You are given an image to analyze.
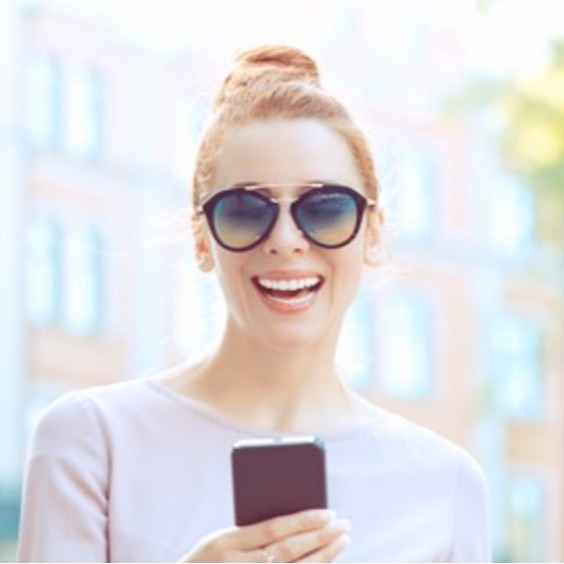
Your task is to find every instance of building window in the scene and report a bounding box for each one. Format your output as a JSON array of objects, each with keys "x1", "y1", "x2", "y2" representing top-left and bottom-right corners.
[
  {"x1": 62, "y1": 226, "x2": 104, "y2": 335},
  {"x1": 488, "y1": 174, "x2": 536, "y2": 255},
  {"x1": 337, "y1": 287, "x2": 375, "y2": 389},
  {"x1": 26, "y1": 217, "x2": 62, "y2": 325},
  {"x1": 504, "y1": 473, "x2": 545, "y2": 562},
  {"x1": 63, "y1": 67, "x2": 104, "y2": 159},
  {"x1": 491, "y1": 313, "x2": 543, "y2": 419},
  {"x1": 376, "y1": 290, "x2": 434, "y2": 398},
  {"x1": 26, "y1": 54, "x2": 61, "y2": 149},
  {"x1": 393, "y1": 146, "x2": 438, "y2": 240}
]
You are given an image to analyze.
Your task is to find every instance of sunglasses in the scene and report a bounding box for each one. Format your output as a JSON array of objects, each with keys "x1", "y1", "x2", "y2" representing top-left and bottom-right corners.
[{"x1": 196, "y1": 183, "x2": 376, "y2": 252}]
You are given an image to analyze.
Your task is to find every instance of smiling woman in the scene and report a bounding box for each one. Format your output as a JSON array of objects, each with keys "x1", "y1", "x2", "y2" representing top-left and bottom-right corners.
[{"x1": 18, "y1": 45, "x2": 491, "y2": 563}]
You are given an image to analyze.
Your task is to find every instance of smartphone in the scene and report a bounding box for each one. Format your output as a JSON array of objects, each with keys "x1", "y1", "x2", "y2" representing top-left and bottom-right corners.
[{"x1": 231, "y1": 436, "x2": 327, "y2": 526}]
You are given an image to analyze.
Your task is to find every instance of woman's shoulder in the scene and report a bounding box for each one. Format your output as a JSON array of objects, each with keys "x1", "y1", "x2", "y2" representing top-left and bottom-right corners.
[
  {"x1": 351, "y1": 396, "x2": 484, "y2": 477},
  {"x1": 30, "y1": 371, "x2": 185, "y2": 453},
  {"x1": 38, "y1": 375, "x2": 154, "y2": 418},
  {"x1": 28, "y1": 378, "x2": 140, "y2": 452},
  {"x1": 39, "y1": 361, "x2": 194, "y2": 416}
]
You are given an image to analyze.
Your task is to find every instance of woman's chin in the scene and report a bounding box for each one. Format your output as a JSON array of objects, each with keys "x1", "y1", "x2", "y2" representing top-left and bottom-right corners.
[{"x1": 253, "y1": 325, "x2": 332, "y2": 354}]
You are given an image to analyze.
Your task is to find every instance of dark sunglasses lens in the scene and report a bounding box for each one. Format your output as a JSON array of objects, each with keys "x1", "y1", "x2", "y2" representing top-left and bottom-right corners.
[
  {"x1": 295, "y1": 189, "x2": 360, "y2": 247},
  {"x1": 211, "y1": 192, "x2": 275, "y2": 249}
]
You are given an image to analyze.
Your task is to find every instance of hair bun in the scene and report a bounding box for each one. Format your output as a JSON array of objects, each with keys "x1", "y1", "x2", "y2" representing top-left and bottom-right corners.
[
  {"x1": 234, "y1": 45, "x2": 320, "y2": 83},
  {"x1": 214, "y1": 45, "x2": 321, "y2": 108}
]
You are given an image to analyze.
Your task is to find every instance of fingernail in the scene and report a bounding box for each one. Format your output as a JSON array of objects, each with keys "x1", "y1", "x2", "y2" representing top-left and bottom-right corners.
[
  {"x1": 330, "y1": 519, "x2": 352, "y2": 532},
  {"x1": 317, "y1": 509, "x2": 337, "y2": 522}
]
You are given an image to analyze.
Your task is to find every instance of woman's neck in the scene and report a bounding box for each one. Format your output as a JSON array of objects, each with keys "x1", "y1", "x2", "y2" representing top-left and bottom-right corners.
[{"x1": 170, "y1": 325, "x2": 360, "y2": 434}]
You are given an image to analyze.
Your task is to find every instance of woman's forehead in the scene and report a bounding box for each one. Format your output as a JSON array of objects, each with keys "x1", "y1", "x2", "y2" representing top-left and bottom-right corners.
[{"x1": 211, "y1": 119, "x2": 362, "y2": 191}]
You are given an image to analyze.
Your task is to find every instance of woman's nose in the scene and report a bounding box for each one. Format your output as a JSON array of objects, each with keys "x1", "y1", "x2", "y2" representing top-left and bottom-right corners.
[{"x1": 262, "y1": 205, "x2": 310, "y2": 256}]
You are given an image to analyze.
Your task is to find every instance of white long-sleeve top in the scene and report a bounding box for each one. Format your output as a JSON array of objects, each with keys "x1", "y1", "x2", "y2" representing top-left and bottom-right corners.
[{"x1": 18, "y1": 376, "x2": 491, "y2": 562}]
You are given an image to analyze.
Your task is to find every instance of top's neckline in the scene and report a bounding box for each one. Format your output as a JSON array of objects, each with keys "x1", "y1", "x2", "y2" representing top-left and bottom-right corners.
[{"x1": 146, "y1": 376, "x2": 383, "y2": 443}]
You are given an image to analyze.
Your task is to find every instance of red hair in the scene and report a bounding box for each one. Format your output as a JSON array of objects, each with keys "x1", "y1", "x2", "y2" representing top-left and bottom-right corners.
[{"x1": 192, "y1": 45, "x2": 379, "y2": 207}]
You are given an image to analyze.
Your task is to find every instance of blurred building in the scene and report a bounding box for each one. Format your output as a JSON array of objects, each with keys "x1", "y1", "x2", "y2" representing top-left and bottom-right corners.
[{"x1": 0, "y1": 1, "x2": 562, "y2": 562}]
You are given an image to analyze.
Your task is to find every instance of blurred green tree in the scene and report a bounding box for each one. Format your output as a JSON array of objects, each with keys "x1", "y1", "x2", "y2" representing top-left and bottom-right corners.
[
  {"x1": 500, "y1": 40, "x2": 564, "y2": 245},
  {"x1": 501, "y1": 41, "x2": 564, "y2": 189},
  {"x1": 449, "y1": 39, "x2": 564, "y2": 246}
]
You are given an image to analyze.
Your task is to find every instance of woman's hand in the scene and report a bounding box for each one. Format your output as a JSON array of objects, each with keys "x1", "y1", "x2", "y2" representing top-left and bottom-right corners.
[{"x1": 180, "y1": 509, "x2": 351, "y2": 563}]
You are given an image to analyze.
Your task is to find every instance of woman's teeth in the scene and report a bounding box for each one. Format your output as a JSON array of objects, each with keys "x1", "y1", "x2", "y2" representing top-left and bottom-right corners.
[
  {"x1": 254, "y1": 276, "x2": 323, "y2": 308},
  {"x1": 256, "y1": 277, "x2": 321, "y2": 292}
]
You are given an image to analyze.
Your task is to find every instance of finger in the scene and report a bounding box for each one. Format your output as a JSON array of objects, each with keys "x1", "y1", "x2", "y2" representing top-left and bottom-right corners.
[
  {"x1": 268, "y1": 519, "x2": 351, "y2": 563},
  {"x1": 237, "y1": 509, "x2": 336, "y2": 549},
  {"x1": 297, "y1": 533, "x2": 350, "y2": 563}
]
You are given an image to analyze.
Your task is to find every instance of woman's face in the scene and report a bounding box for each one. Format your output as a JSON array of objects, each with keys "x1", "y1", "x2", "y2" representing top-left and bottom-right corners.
[{"x1": 195, "y1": 119, "x2": 379, "y2": 352}]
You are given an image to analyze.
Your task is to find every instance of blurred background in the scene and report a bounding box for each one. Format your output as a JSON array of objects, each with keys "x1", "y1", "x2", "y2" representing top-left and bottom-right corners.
[{"x1": 1, "y1": 0, "x2": 563, "y2": 561}]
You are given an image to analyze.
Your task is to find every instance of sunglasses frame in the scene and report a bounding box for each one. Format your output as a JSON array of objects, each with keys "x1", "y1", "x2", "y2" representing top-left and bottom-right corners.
[{"x1": 196, "y1": 182, "x2": 377, "y2": 252}]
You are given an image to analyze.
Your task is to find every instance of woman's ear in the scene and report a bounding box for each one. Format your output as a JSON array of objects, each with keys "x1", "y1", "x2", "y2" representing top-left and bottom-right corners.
[
  {"x1": 364, "y1": 208, "x2": 385, "y2": 267},
  {"x1": 191, "y1": 214, "x2": 215, "y2": 272}
]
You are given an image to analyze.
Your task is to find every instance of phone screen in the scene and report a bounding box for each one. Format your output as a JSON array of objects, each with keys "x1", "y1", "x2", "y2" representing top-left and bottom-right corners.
[{"x1": 231, "y1": 436, "x2": 327, "y2": 526}]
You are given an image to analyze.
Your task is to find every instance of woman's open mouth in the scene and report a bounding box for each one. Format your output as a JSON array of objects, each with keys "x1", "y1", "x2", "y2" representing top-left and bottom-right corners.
[{"x1": 252, "y1": 275, "x2": 324, "y2": 311}]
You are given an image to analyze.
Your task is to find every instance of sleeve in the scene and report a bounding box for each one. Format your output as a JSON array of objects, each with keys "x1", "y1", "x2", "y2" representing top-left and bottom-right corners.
[
  {"x1": 447, "y1": 451, "x2": 492, "y2": 563},
  {"x1": 18, "y1": 393, "x2": 110, "y2": 563}
]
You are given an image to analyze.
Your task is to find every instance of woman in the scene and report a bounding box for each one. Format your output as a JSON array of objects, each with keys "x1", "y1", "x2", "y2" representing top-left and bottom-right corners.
[{"x1": 19, "y1": 45, "x2": 490, "y2": 563}]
